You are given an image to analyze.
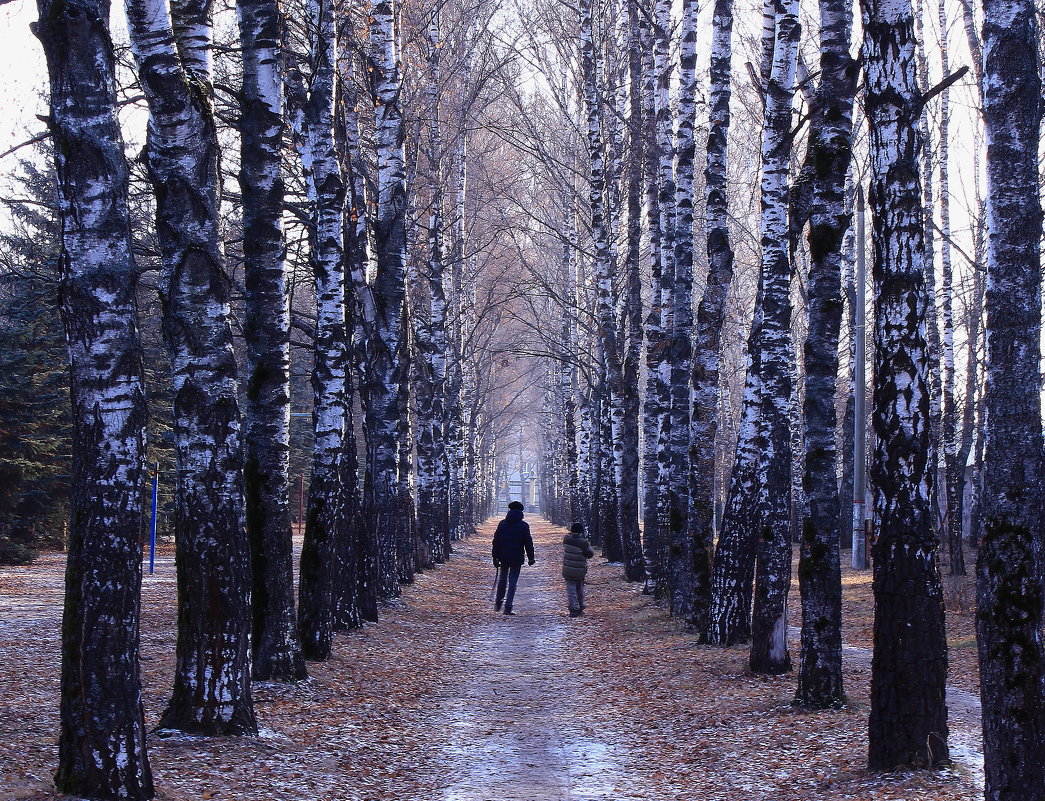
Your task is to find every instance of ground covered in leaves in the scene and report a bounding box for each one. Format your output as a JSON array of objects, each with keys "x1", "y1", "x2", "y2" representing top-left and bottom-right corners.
[{"x1": 1, "y1": 518, "x2": 981, "y2": 800}]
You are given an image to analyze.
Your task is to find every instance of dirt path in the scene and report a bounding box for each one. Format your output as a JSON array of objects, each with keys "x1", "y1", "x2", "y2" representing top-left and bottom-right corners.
[
  {"x1": 0, "y1": 516, "x2": 982, "y2": 801},
  {"x1": 427, "y1": 525, "x2": 624, "y2": 801}
]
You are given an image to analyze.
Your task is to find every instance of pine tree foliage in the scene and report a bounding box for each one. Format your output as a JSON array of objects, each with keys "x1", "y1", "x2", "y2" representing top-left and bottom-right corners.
[{"x1": 0, "y1": 168, "x2": 71, "y2": 565}]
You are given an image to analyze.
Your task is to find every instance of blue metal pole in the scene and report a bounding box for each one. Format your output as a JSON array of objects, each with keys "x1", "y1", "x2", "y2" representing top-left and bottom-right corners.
[{"x1": 149, "y1": 463, "x2": 158, "y2": 574}]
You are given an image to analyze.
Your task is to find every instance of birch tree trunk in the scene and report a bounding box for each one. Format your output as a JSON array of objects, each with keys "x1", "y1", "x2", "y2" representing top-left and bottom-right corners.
[
  {"x1": 642, "y1": 0, "x2": 674, "y2": 590},
  {"x1": 935, "y1": 4, "x2": 964, "y2": 576},
  {"x1": 913, "y1": 0, "x2": 943, "y2": 530},
  {"x1": 619, "y1": 0, "x2": 645, "y2": 582},
  {"x1": 125, "y1": 0, "x2": 257, "y2": 735},
  {"x1": 415, "y1": 9, "x2": 451, "y2": 565},
  {"x1": 861, "y1": 0, "x2": 948, "y2": 766},
  {"x1": 837, "y1": 178, "x2": 857, "y2": 558},
  {"x1": 665, "y1": 0, "x2": 696, "y2": 616},
  {"x1": 286, "y1": 0, "x2": 349, "y2": 662},
  {"x1": 956, "y1": 252, "x2": 983, "y2": 547},
  {"x1": 580, "y1": 0, "x2": 625, "y2": 576},
  {"x1": 340, "y1": 52, "x2": 378, "y2": 624},
  {"x1": 976, "y1": 0, "x2": 1045, "y2": 791},
  {"x1": 36, "y1": 1, "x2": 155, "y2": 794},
  {"x1": 749, "y1": 0, "x2": 800, "y2": 676},
  {"x1": 702, "y1": 0, "x2": 778, "y2": 646},
  {"x1": 364, "y1": 0, "x2": 410, "y2": 599},
  {"x1": 396, "y1": 290, "x2": 417, "y2": 581},
  {"x1": 794, "y1": 0, "x2": 857, "y2": 708},
  {"x1": 688, "y1": 0, "x2": 736, "y2": 632},
  {"x1": 704, "y1": 308, "x2": 762, "y2": 645},
  {"x1": 640, "y1": 93, "x2": 666, "y2": 585},
  {"x1": 446, "y1": 20, "x2": 477, "y2": 540},
  {"x1": 237, "y1": 0, "x2": 306, "y2": 682}
]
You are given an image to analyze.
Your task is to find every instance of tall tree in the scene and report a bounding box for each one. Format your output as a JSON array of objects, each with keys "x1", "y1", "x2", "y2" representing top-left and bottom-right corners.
[
  {"x1": 579, "y1": 0, "x2": 625, "y2": 582},
  {"x1": 749, "y1": 0, "x2": 800, "y2": 676},
  {"x1": 415, "y1": 7, "x2": 452, "y2": 566},
  {"x1": 364, "y1": 0, "x2": 410, "y2": 600},
  {"x1": 976, "y1": 0, "x2": 1045, "y2": 790},
  {"x1": 238, "y1": 0, "x2": 307, "y2": 682},
  {"x1": 794, "y1": 0, "x2": 858, "y2": 707},
  {"x1": 641, "y1": 0, "x2": 673, "y2": 590},
  {"x1": 286, "y1": 0, "x2": 350, "y2": 662},
  {"x1": 340, "y1": 44, "x2": 379, "y2": 624},
  {"x1": 688, "y1": 0, "x2": 736, "y2": 632},
  {"x1": 704, "y1": 0, "x2": 778, "y2": 648},
  {"x1": 125, "y1": 0, "x2": 257, "y2": 734},
  {"x1": 618, "y1": 0, "x2": 645, "y2": 582},
  {"x1": 665, "y1": 0, "x2": 696, "y2": 616},
  {"x1": 935, "y1": 0, "x2": 964, "y2": 576},
  {"x1": 35, "y1": 0, "x2": 155, "y2": 794},
  {"x1": 861, "y1": 0, "x2": 948, "y2": 767}
]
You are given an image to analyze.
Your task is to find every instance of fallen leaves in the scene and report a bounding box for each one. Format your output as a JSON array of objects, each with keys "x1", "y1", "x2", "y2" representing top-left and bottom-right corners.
[{"x1": 0, "y1": 525, "x2": 981, "y2": 801}]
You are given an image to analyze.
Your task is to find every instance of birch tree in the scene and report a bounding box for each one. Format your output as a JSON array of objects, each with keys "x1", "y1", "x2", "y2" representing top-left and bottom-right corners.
[
  {"x1": 861, "y1": 0, "x2": 948, "y2": 766},
  {"x1": 976, "y1": 0, "x2": 1045, "y2": 790},
  {"x1": 935, "y1": 0, "x2": 964, "y2": 576},
  {"x1": 642, "y1": 0, "x2": 673, "y2": 589},
  {"x1": 124, "y1": 0, "x2": 257, "y2": 734},
  {"x1": 286, "y1": 0, "x2": 350, "y2": 661},
  {"x1": 35, "y1": 0, "x2": 155, "y2": 793},
  {"x1": 619, "y1": 0, "x2": 645, "y2": 582},
  {"x1": 579, "y1": 0, "x2": 626, "y2": 578},
  {"x1": 364, "y1": 0, "x2": 411, "y2": 599},
  {"x1": 238, "y1": 0, "x2": 307, "y2": 682},
  {"x1": 794, "y1": 0, "x2": 858, "y2": 707},
  {"x1": 749, "y1": 0, "x2": 800, "y2": 676},
  {"x1": 688, "y1": 0, "x2": 736, "y2": 632},
  {"x1": 414, "y1": 7, "x2": 452, "y2": 565},
  {"x1": 665, "y1": 0, "x2": 696, "y2": 617},
  {"x1": 340, "y1": 42, "x2": 378, "y2": 624},
  {"x1": 704, "y1": 0, "x2": 776, "y2": 648}
]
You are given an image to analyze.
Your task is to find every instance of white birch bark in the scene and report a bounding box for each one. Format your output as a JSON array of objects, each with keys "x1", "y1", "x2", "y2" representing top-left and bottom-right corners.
[
  {"x1": 124, "y1": 0, "x2": 256, "y2": 735},
  {"x1": 237, "y1": 0, "x2": 305, "y2": 682},
  {"x1": 364, "y1": 0, "x2": 410, "y2": 599},
  {"x1": 664, "y1": 0, "x2": 697, "y2": 616},
  {"x1": 285, "y1": 0, "x2": 349, "y2": 661},
  {"x1": 37, "y1": 0, "x2": 155, "y2": 792},
  {"x1": 862, "y1": 0, "x2": 949, "y2": 767},
  {"x1": 691, "y1": 0, "x2": 737, "y2": 633},
  {"x1": 579, "y1": 0, "x2": 625, "y2": 567},
  {"x1": 794, "y1": 0, "x2": 858, "y2": 708},
  {"x1": 415, "y1": 8, "x2": 451, "y2": 565},
  {"x1": 976, "y1": 0, "x2": 1045, "y2": 790},
  {"x1": 749, "y1": 0, "x2": 800, "y2": 676}
]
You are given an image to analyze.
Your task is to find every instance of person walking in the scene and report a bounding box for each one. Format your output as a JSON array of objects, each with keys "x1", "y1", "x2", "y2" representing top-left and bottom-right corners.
[
  {"x1": 492, "y1": 500, "x2": 535, "y2": 615},
  {"x1": 562, "y1": 522, "x2": 594, "y2": 617}
]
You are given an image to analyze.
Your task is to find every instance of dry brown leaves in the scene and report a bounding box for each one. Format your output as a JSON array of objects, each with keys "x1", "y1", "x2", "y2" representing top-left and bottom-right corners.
[{"x1": 0, "y1": 523, "x2": 981, "y2": 801}]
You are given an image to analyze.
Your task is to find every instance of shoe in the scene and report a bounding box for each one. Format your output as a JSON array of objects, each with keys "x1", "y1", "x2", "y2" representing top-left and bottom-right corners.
[
  {"x1": 503, "y1": 609, "x2": 515, "y2": 616},
  {"x1": 495, "y1": 600, "x2": 503, "y2": 612},
  {"x1": 569, "y1": 609, "x2": 581, "y2": 617}
]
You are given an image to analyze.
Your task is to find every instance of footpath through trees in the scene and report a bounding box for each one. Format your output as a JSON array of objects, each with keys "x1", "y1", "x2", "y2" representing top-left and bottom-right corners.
[{"x1": 2, "y1": 519, "x2": 982, "y2": 800}]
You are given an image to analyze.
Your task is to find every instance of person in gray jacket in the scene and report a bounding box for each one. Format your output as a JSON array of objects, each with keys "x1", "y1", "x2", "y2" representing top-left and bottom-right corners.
[{"x1": 562, "y1": 522, "x2": 595, "y2": 617}]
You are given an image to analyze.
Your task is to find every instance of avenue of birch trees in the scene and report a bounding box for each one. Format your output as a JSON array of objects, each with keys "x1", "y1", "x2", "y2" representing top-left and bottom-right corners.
[{"x1": 20, "y1": 0, "x2": 1045, "y2": 791}]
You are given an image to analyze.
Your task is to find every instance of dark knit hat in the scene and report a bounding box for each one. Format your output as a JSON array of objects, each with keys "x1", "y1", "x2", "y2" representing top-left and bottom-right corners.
[
  {"x1": 570, "y1": 522, "x2": 585, "y2": 534},
  {"x1": 508, "y1": 500, "x2": 524, "y2": 511}
]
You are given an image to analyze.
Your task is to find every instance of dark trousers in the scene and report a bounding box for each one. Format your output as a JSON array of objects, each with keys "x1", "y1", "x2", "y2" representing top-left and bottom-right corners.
[{"x1": 496, "y1": 563, "x2": 522, "y2": 611}]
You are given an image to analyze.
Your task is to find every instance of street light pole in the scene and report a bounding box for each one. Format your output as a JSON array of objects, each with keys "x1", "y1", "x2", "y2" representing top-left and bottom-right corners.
[{"x1": 852, "y1": 186, "x2": 869, "y2": 570}]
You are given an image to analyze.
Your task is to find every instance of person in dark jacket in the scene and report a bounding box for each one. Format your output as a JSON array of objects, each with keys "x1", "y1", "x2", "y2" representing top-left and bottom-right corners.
[
  {"x1": 562, "y1": 522, "x2": 594, "y2": 617},
  {"x1": 492, "y1": 500, "x2": 535, "y2": 615}
]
